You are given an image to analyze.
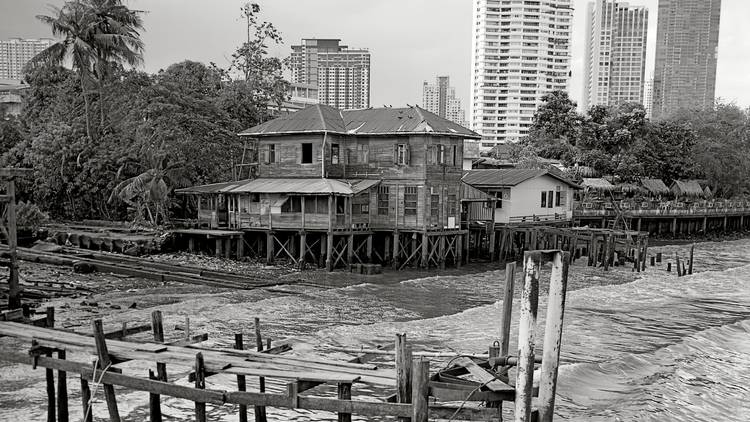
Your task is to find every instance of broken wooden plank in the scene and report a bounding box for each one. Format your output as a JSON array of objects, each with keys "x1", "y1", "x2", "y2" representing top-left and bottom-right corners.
[{"x1": 451, "y1": 357, "x2": 514, "y2": 393}]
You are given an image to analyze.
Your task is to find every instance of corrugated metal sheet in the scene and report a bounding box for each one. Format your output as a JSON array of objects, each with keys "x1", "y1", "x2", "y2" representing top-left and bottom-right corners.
[
  {"x1": 460, "y1": 182, "x2": 494, "y2": 201},
  {"x1": 581, "y1": 178, "x2": 615, "y2": 191},
  {"x1": 350, "y1": 179, "x2": 381, "y2": 194},
  {"x1": 463, "y1": 169, "x2": 579, "y2": 189},
  {"x1": 641, "y1": 178, "x2": 670, "y2": 195},
  {"x1": 239, "y1": 104, "x2": 480, "y2": 138},
  {"x1": 174, "y1": 179, "x2": 250, "y2": 195},
  {"x1": 177, "y1": 178, "x2": 381, "y2": 196}
]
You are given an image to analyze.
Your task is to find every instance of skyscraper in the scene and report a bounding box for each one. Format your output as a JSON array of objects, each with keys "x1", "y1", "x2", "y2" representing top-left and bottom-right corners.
[
  {"x1": 582, "y1": 0, "x2": 648, "y2": 111},
  {"x1": 422, "y1": 76, "x2": 467, "y2": 127},
  {"x1": 290, "y1": 39, "x2": 370, "y2": 110},
  {"x1": 0, "y1": 38, "x2": 54, "y2": 80},
  {"x1": 652, "y1": 0, "x2": 721, "y2": 118},
  {"x1": 470, "y1": 0, "x2": 573, "y2": 148}
]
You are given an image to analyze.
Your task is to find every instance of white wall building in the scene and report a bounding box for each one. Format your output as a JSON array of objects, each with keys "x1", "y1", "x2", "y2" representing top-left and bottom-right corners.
[
  {"x1": 290, "y1": 38, "x2": 370, "y2": 110},
  {"x1": 582, "y1": 0, "x2": 648, "y2": 111},
  {"x1": 0, "y1": 38, "x2": 53, "y2": 80},
  {"x1": 422, "y1": 76, "x2": 468, "y2": 127},
  {"x1": 470, "y1": 0, "x2": 573, "y2": 149}
]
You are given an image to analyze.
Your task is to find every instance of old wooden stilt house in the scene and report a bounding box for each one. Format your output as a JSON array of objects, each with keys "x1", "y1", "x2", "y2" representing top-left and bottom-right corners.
[{"x1": 176, "y1": 104, "x2": 481, "y2": 270}]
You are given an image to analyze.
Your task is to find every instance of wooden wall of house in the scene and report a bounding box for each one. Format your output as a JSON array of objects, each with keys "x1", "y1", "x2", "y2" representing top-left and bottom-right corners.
[{"x1": 257, "y1": 134, "x2": 325, "y2": 178}]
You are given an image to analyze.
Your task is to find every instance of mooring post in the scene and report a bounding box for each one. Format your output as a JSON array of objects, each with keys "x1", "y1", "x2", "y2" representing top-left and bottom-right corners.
[
  {"x1": 688, "y1": 244, "x2": 695, "y2": 275},
  {"x1": 676, "y1": 253, "x2": 682, "y2": 277},
  {"x1": 254, "y1": 317, "x2": 267, "y2": 422},
  {"x1": 515, "y1": 252, "x2": 540, "y2": 422},
  {"x1": 194, "y1": 352, "x2": 206, "y2": 422},
  {"x1": 46, "y1": 349, "x2": 56, "y2": 422},
  {"x1": 395, "y1": 333, "x2": 412, "y2": 422},
  {"x1": 57, "y1": 349, "x2": 68, "y2": 422},
  {"x1": 234, "y1": 333, "x2": 248, "y2": 422},
  {"x1": 80, "y1": 376, "x2": 92, "y2": 422},
  {"x1": 499, "y1": 262, "x2": 516, "y2": 356},
  {"x1": 538, "y1": 251, "x2": 570, "y2": 422},
  {"x1": 6, "y1": 175, "x2": 21, "y2": 309},
  {"x1": 92, "y1": 319, "x2": 121, "y2": 422},
  {"x1": 148, "y1": 370, "x2": 160, "y2": 421},
  {"x1": 337, "y1": 382, "x2": 352, "y2": 422},
  {"x1": 411, "y1": 358, "x2": 429, "y2": 422},
  {"x1": 150, "y1": 310, "x2": 166, "y2": 422}
]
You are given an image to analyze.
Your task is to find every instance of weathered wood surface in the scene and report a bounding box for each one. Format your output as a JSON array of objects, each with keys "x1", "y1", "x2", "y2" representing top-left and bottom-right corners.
[{"x1": 451, "y1": 357, "x2": 514, "y2": 393}]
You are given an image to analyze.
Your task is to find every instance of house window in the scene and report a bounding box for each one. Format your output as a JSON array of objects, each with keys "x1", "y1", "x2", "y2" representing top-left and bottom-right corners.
[
  {"x1": 354, "y1": 203, "x2": 369, "y2": 214},
  {"x1": 331, "y1": 144, "x2": 340, "y2": 165},
  {"x1": 263, "y1": 144, "x2": 276, "y2": 164},
  {"x1": 448, "y1": 194, "x2": 457, "y2": 216},
  {"x1": 336, "y1": 196, "x2": 345, "y2": 214},
  {"x1": 555, "y1": 186, "x2": 561, "y2": 206},
  {"x1": 281, "y1": 196, "x2": 302, "y2": 213},
  {"x1": 437, "y1": 145, "x2": 446, "y2": 164},
  {"x1": 404, "y1": 186, "x2": 418, "y2": 216},
  {"x1": 378, "y1": 186, "x2": 390, "y2": 215},
  {"x1": 559, "y1": 189, "x2": 567, "y2": 206},
  {"x1": 541, "y1": 191, "x2": 547, "y2": 207},
  {"x1": 548, "y1": 190, "x2": 554, "y2": 208},
  {"x1": 301, "y1": 143, "x2": 313, "y2": 164},
  {"x1": 250, "y1": 193, "x2": 260, "y2": 202},
  {"x1": 495, "y1": 191, "x2": 503, "y2": 208},
  {"x1": 452, "y1": 145, "x2": 458, "y2": 166},
  {"x1": 431, "y1": 194, "x2": 440, "y2": 219},
  {"x1": 395, "y1": 144, "x2": 409, "y2": 165}
]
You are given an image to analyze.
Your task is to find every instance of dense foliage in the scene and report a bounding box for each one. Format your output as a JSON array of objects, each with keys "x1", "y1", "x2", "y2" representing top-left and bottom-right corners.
[
  {"x1": 520, "y1": 91, "x2": 750, "y2": 197},
  {"x1": 0, "y1": 1, "x2": 288, "y2": 223}
]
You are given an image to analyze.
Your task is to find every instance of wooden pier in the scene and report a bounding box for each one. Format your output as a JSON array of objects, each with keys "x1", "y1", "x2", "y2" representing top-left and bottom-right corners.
[{"x1": 0, "y1": 249, "x2": 573, "y2": 421}]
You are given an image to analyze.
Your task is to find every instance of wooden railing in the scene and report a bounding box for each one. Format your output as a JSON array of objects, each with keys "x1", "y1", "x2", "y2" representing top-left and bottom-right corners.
[
  {"x1": 508, "y1": 213, "x2": 569, "y2": 224},
  {"x1": 575, "y1": 200, "x2": 750, "y2": 217}
]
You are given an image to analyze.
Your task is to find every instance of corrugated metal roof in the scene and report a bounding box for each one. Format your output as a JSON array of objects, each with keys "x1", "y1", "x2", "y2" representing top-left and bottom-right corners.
[
  {"x1": 239, "y1": 104, "x2": 481, "y2": 138},
  {"x1": 177, "y1": 178, "x2": 381, "y2": 196},
  {"x1": 460, "y1": 182, "x2": 494, "y2": 201},
  {"x1": 641, "y1": 178, "x2": 670, "y2": 195},
  {"x1": 462, "y1": 169, "x2": 580, "y2": 189},
  {"x1": 581, "y1": 178, "x2": 615, "y2": 191},
  {"x1": 671, "y1": 180, "x2": 704, "y2": 196}
]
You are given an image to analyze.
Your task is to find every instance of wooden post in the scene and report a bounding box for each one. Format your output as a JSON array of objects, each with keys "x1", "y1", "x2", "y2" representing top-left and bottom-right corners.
[
  {"x1": 603, "y1": 234, "x2": 610, "y2": 271},
  {"x1": 538, "y1": 252, "x2": 569, "y2": 422},
  {"x1": 6, "y1": 177, "x2": 21, "y2": 309},
  {"x1": 80, "y1": 376, "x2": 92, "y2": 422},
  {"x1": 421, "y1": 233, "x2": 429, "y2": 268},
  {"x1": 215, "y1": 238, "x2": 222, "y2": 257},
  {"x1": 456, "y1": 234, "x2": 463, "y2": 268},
  {"x1": 464, "y1": 230, "x2": 470, "y2": 264},
  {"x1": 148, "y1": 370, "x2": 160, "y2": 421},
  {"x1": 254, "y1": 317, "x2": 267, "y2": 422},
  {"x1": 411, "y1": 233, "x2": 417, "y2": 268},
  {"x1": 676, "y1": 253, "x2": 682, "y2": 277},
  {"x1": 667, "y1": 262, "x2": 671, "y2": 272},
  {"x1": 299, "y1": 232, "x2": 306, "y2": 270},
  {"x1": 656, "y1": 252, "x2": 662, "y2": 263},
  {"x1": 337, "y1": 382, "x2": 352, "y2": 422},
  {"x1": 46, "y1": 345, "x2": 56, "y2": 422},
  {"x1": 92, "y1": 319, "x2": 120, "y2": 422},
  {"x1": 326, "y1": 232, "x2": 334, "y2": 272},
  {"x1": 438, "y1": 234, "x2": 446, "y2": 270},
  {"x1": 392, "y1": 231, "x2": 400, "y2": 269},
  {"x1": 194, "y1": 353, "x2": 206, "y2": 422},
  {"x1": 515, "y1": 252, "x2": 540, "y2": 422},
  {"x1": 396, "y1": 333, "x2": 412, "y2": 422},
  {"x1": 688, "y1": 243, "x2": 695, "y2": 275},
  {"x1": 57, "y1": 349, "x2": 68, "y2": 422},
  {"x1": 500, "y1": 262, "x2": 516, "y2": 356},
  {"x1": 234, "y1": 334, "x2": 248, "y2": 422},
  {"x1": 488, "y1": 200, "x2": 497, "y2": 260},
  {"x1": 641, "y1": 237, "x2": 648, "y2": 272},
  {"x1": 266, "y1": 232, "x2": 274, "y2": 264},
  {"x1": 347, "y1": 233, "x2": 354, "y2": 270},
  {"x1": 150, "y1": 310, "x2": 168, "y2": 422},
  {"x1": 366, "y1": 234, "x2": 373, "y2": 263},
  {"x1": 411, "y1": 358, "x2": 429, "y2": 422}
]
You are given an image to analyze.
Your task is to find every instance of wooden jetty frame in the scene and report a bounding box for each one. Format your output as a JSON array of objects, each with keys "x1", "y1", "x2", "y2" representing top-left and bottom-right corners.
[
  {"x1": 0, "y1": 250, "x2": 572, "y2": 421},
  {"x1": 0, "y1": 167, "x2": 32, "y2": 309}
]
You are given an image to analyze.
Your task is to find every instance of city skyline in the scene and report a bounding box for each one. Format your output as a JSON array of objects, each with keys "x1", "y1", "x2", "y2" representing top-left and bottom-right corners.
[
  {"x1": 1, "y1": 0, "x2": 748, "y2": 112},
  {"x1": 422, "y1": 76, "x2": 467, "y2": 127}
]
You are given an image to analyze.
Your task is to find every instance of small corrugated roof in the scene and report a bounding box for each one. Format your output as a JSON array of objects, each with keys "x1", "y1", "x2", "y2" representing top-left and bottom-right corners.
[
  {"x1": 463, "y1": 169, "x2": 580, "y2": 189},
  {"x1": 460, "y1": 182, "x2": 494, "y2": 201},
  {"x1": 581, "y1": 178, "x2": 615, "y2": 191},
  {"x1": 176, "y1": 178, "x2": 381, "y2": 196},
  {"x1": 671, "y1": 180, "x2": 704, "y2": 197},
  {"x1": 239, "y1": 104, "x2": 480, "y2": 138},
  {"x1": 641, "y1": 178, "x2": 670, "y2": 195}
]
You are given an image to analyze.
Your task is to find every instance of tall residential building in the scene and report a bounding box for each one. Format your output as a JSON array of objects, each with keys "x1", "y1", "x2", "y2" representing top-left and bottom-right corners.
[
  {"x1": 422, "y1": 76, "x2": 467, "y2": 127},
  {"x1": 652, "y1": 0, "x2": 721, "y2": 118},
  {"x1": 0, "y1": 38, "x2": 54, "y2": 79},
  {"x1": 470, "y1": 0, "x2": 573, "y2": 148},
  {"x1": 582, "y1": 0, "x2": 648, "y2": 111},
  {"x1": 290, "y1": 38, "x2": 370, "y2": 110},
  {"x1": 643, "y1": 76, "x2": 654, "y2": 117}
]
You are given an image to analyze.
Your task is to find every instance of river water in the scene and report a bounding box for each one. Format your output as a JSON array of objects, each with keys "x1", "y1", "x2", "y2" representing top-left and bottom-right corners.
[{"x1": 1, "y1": 239, "x2": 749, "y2": 421}]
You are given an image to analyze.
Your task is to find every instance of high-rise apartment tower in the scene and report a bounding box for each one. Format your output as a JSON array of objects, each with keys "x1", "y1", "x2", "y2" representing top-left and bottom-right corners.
[
  {"x1": 422, "y1": 76, "x2": 468, "y2": 127},
  {"x1": 470, "y1": 0, "x2": 573, "y2": 148},
  {"x1": 290, "y1": 38, "x2": 370, "y2": 110},
  {"x1": 582, "y1": 0, "x2": 648, "y2": 111},
  {"x1": 652, "y1": 0, "x2": 721, "y2": 118},
  {"x1": 0, "y1": 38, "x2": 54, "y2": 79}
]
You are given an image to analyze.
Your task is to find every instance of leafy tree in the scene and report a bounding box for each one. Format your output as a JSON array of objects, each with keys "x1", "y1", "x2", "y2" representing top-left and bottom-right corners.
[{"x1": 526, "y1": 90, "x2": 580, "y2": 165}]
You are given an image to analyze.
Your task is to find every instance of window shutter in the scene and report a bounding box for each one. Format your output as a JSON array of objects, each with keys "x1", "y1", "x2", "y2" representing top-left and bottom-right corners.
[
  {"x1": 260, "y1": 145, "x2": 269, "y2": 164},
  {"x1": 427, "y1": 145, "x2": 435, "y2": 165},
  {"x1": 393, "y1": 144, "x2": 399, "y2": 164},
  {"x1": 406, "y1": 145, "x2": 411, "y2": 165}
]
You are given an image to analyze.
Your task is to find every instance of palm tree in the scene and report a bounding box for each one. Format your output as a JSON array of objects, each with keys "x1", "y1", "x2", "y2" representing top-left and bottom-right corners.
[{"x1": 27, "y1": 0, "x2": 144, "y2": 140}]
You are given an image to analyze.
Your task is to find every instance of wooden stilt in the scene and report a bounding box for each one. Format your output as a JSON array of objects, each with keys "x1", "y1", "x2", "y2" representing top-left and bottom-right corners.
[
  {"x1": 395, "y1": 333, "x2": 412, "y2": 422},
  {"x1": 80, "y1": 376, "x2": 92, "y2": 422},
  {"x1": 57, "y1": 349, "x2": 68, "y2": 422},
  {"x1": 456, "y1": 234, "x2": 463, "y2": 268},
  {"x1": 254, "y1": 318, "x2": 267, "y2": 422},
  {"x1": 235, "y1": 334, "x2": 248, "y2": 422},
  {"x1": 411, "y1": 358, "x2": 429, "y2": 422},
  {"x1": 347, "y1": 234, "x2": 354, "y2": 270},
  {"x1": 266, "y1": 232, "x2": 274, "y2": 265},
  {"x1": 237, "y1": 235, "x2": 244, "y2": 260},
  {"x1": 516, "y1": 252, "x2": 540, "y2": 422},
  {"x1": 438, "y1": 234, "x2": 446, "y2": 270},
  {"x1": 299, "y1": 232, "x2": 306, "y2": 270},
  {"x1": 92, "y1": 319, "x2": 120, "y2": 422},
  {"x1": 337, "y1": 382, "x2": 352, "y2": 422},
  {"x1": 421, "y1": 233, "x2": 429, "y2": 268},
  {"x1": 366, "y1": 234, "x2": 373, "y2": 263},
  {"x1": 688, "y1": 243, "x2": 695, "y2": 275},
  {"x1": 46, "y1": 347, "x2": 56, "y2": 422},
  {"x1": 326, "y1": 232, "x2": 334, "y2": 272},
  {"x1": 392, "y1": 231, "x2": 400, "y2": 270},
  {"x1": 194, "y1": 353, "x2": 206, "y2": 422},
  {"x1": 499, "y1": 262, "x2": 516, "y2": 355}
]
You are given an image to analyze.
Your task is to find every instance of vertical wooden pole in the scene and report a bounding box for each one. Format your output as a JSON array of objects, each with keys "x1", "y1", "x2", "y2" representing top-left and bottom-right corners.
[
  {"x1": 392, "y1": 231, "x2": 400, "y2": 269},
  {"x1": 463, "y1": 230, "x2": 470, "y2": 264},
  {"x1": 603, "y1": 234, "x2": 610, "y2": 271},
  {"x1": 149, "y1": 311, "x2": 165, "y2": 422},
  {"x1": 148, "y1": 370, "x2": 160, "y2": 421},
  {"x1": 366, "y1": 234, "x2": 373, "y2": 263},
  {"x1": 299, "y1": 232, "x2": 306, "y2": 270},
  {"x1": 421, "y1": 233, "x2": 429, "y2": 268},
  {"x1": 326, "y1": 232, "x2": 334, "y2": 272},
  {"x1": 80, "y1": 376, "x2": 92, "y2": 422},
  {"x1": 688, "y1": 243, "x2": 695, "y2": 275},
  {"x1": 411, "y1": 233, "x2": 417, "y2": 268},
  {"x1": 6, "y1": 177, "x2": 21, "y2": 309},
  {"x1": 194, "y1": 353, "x2": 206, "y2": 422},
  {"x1": 456, "y1": 234, "x2": 463, "y2": 268},
  {"x1": 346, "y1": 233, "x2": 354, "y2": 270},
  {"x1": 92, "y1": 319, "x2": 120, "y2": 422},
  {"x1": 438, "y1": 234, "x2": 446, "y2": 270},
  {"x1": 411, "y1": 358, "x2": 429, "y2": 422},
  {"x1": 237, "y1": 235, "x2": 244, "y2": 259},
  {"x1": 46, "y1": 348, "x2": 56, "y2": 422},
  {"x1": 488, "y1": 200, "x2": 497, "y2": 260},
  {"x1": 499, "y1": 262, "x2": 516, "y2": 356},
  {"x1": 254, "y1": 318, "x2": 267, "y2": 422},
  {"x1": 266, "y1": 232, "x2": 274, "y2": 264},
  {"x1": 234, "y1": 334, "x2": 248, "y2": 422},
  {"x1": 395, "y1": 333, "x2": 412, "y2": 422},
  {"x1": 337, "y1": 382, "x2": 352, "y2": 422},
  {"x1": 515, "y1": 252, "x2": 540, "y2": 422},
  {"x1": 538, "y1": 252, "x2": 570, "y2": 422},
  {"x1": 57, "y1": 349, "x2": 68, "y2": 422}
]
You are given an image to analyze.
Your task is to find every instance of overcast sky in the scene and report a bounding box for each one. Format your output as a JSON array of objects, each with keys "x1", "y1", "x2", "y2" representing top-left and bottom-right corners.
[{"x1": 2, "y1": 0, "x2": 748, "y2": 110}]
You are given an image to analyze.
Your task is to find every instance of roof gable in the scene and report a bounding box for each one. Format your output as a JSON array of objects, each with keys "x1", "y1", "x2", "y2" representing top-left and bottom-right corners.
[
  {"x1": 462, "y1": 169, "x2": 580, "y2": 189},
  {"x1": 239, "y1": 104, "x2": 346, "y2": 136}
]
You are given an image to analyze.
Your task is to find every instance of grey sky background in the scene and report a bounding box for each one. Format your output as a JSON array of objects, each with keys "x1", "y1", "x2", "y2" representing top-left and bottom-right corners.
[{"x1": 1, "y1": 0, "x2": 748, "y2": 111}]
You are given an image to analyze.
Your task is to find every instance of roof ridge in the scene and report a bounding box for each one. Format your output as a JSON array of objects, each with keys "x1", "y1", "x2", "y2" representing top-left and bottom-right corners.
[{"x1": 412, "y1": 105, "x2": 426, "y2": 122}]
